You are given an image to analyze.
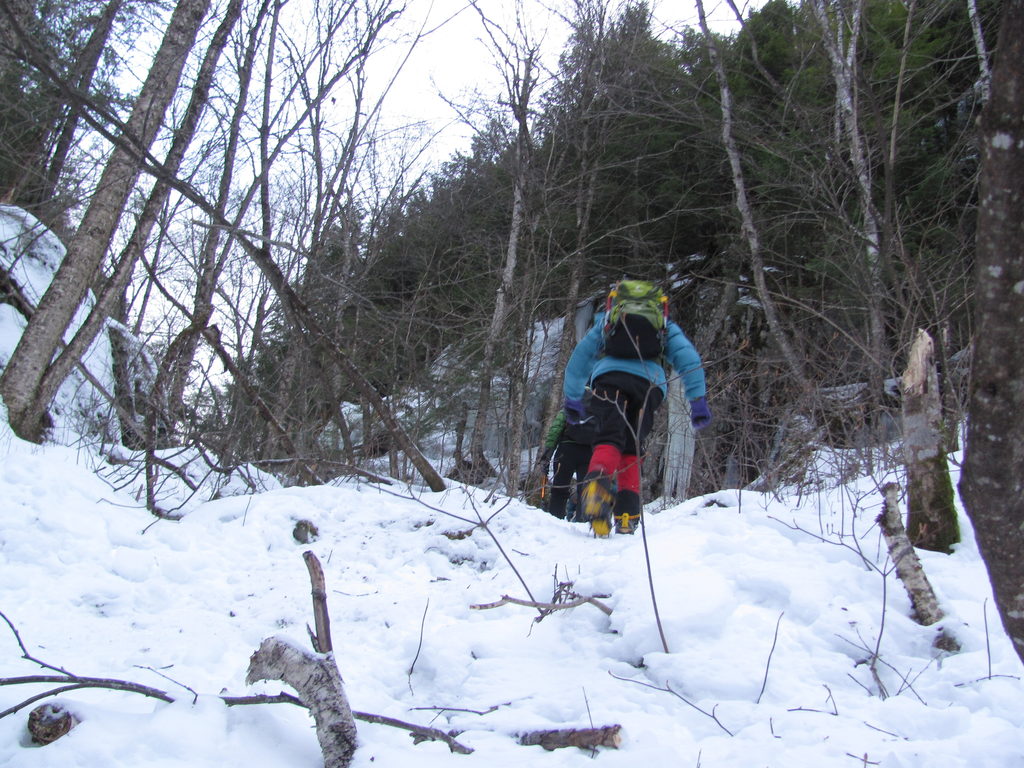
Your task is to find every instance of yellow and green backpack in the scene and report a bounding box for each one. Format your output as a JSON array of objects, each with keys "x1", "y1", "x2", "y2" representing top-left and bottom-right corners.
[{"x1": 601, "y1": 279, "x2": 669, "y2": 360}]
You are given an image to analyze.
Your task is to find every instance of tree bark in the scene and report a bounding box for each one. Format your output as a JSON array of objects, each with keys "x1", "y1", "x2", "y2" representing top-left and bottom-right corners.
[
  {"x1": 518, "y1": 725, "x2": 621, "y2": 751},
  {"x1": 811, "y1": 0, "x2": 890, "y2": 396},
  {"x1": 468, "y1": 85, "x2": 536, "y2": 481},
  {"x1": 35, "y1": 0, "x2": 125, "y2": 206},
  {"x1": 967, "y1": 0, "x2": 992, "y2": 103},
  {"x1": 468, "y1": 38, "x2": 537, "y2": 481},
  {"x1": 662, "y1": 377, "x2": 695, "y2": 501},
  {"x1": 877, "y1": 483, "x2": 945, "y2": 627},
  {"x1": 162, "y1": 0, "x2": 267, "y2": 432},
  {"x1": 246, "y1": 636, "x2": 358, "y2": 768},
  {"x1": 958, "y1": 0, "x2": 1024, "y2": 666},
  {"x1": 30, "y1": 0, "x2": 241, "y2": 445},
  {"x1": 902, "y1": 329, "x2": 959, "y2": 553},
  {"x1": 695, "y1": 0, "x2": 809, "y2": 390},
  {"x1": 0, "y1": 0, "x2": 213, "y2": 441}
]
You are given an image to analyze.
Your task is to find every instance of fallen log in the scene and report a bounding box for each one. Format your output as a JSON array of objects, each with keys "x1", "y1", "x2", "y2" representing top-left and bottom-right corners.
[
  {"x1": 247, "y1": 636, "x2": 358, "y2": 768},
  {"x1": 877, "y1": 483, "x2": 960, "y2": 651},
  {"x1": 517, "y1": 724, "x2": 622, "y2": 751}
]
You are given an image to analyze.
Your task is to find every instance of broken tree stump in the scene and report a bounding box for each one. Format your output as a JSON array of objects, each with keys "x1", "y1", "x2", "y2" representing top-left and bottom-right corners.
[
  {"x1": 901, "y1": 328, "x2": 960, "y2": 553},
  {"x1": 247, "y1": 636, "x2": 358, "y2": 768}
]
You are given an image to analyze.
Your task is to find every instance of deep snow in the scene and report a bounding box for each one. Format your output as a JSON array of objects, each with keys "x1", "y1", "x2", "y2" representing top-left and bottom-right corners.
[{"x1": 1, "y1": 425, "x2": 1022, "y2": 767}]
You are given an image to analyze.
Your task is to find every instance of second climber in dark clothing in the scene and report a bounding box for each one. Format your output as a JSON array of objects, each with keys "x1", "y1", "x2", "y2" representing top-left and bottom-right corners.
[{"x1": 539, "y1": 406, "x2": 595, "y2": 521}]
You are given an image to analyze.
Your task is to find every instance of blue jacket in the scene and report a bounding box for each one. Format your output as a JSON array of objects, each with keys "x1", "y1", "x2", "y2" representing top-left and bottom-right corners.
[{"x1": 563, "y1": 312, "x2": 707, "y2": 402}]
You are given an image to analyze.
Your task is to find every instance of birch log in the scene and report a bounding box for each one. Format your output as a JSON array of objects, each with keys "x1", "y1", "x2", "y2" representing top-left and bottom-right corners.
[
  {"x1": 518, "y1": 724, "x2": 622, "y2": 751},
  {"x1": 246, "y1": 637, "x2": 358, "y2": 768},
  {"x1": 877, "y1": 484, "x2": 958, "y2": 651}
]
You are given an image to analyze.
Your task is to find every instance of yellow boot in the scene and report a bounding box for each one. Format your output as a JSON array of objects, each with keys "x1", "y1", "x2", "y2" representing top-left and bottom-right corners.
[
  {"x1": 613, "y1": 490, "x2": 641, "y2": 534},
  {"x1": 580, "y1": 471, "x2": 615, "y2": 537}
]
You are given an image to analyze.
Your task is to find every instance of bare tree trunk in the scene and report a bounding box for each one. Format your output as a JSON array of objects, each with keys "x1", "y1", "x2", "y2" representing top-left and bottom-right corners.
[
  {"x1": 468, "y1": 27, "x2": 537, "y2": 481},
  {"x1": 162, "y1": 0, "x2": 272, "y2": 429},
  {"x1": 902, "y1": 329, "x2": 959, "y2": 553},
  {"x1": 811, "y1": 0, "x2": 889, "y2": 391},
  {"x1": 0, "y1": 0, "x2": 213, "y2": 441},
  {"x1": 468, "y1": 176, "x2": 524, "y2": 475},
  {"x1": 502, "y1": 294, "x2": 538, "y2": 496},
  {"x1": 30, "y1": 0, "x2": 241, "y2": 444},
  {"x1": 35, "y1": 0, "x2": 125, "y2": 206},
  {"x1": 959, "y1": 0, "x2": 1024, "y2": 667},
  {"x1": 694, "y1": 0, "x2": 809, "y2": 389},
  {"x1": 967, "y1": 0, "x2": 992, "y2": 103},
  {"x1": 662, "y1": 377, "x2": 695, "y2": 501},
  {"x1": 534, "y1": 1, "x2": 609, "y2": 494}
]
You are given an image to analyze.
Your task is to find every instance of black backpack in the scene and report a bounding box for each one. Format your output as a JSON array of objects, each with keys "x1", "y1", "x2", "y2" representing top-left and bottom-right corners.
[{"x1": 601, "y1": 279, "x2": 668, "y2": 360}]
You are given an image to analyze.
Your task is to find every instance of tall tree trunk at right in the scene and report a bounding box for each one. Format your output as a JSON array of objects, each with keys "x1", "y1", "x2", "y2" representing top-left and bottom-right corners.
[
  {"x1": 0, "y1": 0, "x2": 212, "y2": 441},
  {"x1": 958, "y1": 0, "x2": 1024, "y2": 666}
]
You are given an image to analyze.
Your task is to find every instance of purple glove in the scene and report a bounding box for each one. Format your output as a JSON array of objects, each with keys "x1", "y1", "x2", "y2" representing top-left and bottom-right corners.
[
  {"x1": 690, "y1": 397, "x2": 712, "y2": 431},
  {"x1": 564, "y1": 397, "x2": 586, "y2": 425}
]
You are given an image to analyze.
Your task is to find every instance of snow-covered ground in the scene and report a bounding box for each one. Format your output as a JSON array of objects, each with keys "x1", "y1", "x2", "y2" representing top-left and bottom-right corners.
[{"x1": 1, "y1": 421, "x2": 1021, "y2": 767}]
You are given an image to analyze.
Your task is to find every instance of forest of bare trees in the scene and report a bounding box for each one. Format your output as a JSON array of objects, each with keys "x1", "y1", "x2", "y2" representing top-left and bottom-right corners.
[{"x1": 1, "y1": 0, "x2": 1021, "y2": 660}]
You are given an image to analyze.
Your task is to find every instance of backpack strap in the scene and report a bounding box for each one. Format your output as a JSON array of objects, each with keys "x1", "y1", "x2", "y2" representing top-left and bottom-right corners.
[{"x1": 602, "y1": 282, "x2": 619, "y2": 337}]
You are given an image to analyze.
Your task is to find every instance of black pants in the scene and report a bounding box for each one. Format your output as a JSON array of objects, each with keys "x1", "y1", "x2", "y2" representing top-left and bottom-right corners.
[
  {"x1": 548, "y1": 441, "x2": 592, "y2": 519},
  {"x1": 589, "y1": 371, "x2": 664, "y2": 455}
]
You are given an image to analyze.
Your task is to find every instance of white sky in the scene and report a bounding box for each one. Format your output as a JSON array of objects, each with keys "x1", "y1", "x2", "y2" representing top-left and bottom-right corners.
[{"x1": 377, "y1": 0, "x2": 766, "y2": 165}]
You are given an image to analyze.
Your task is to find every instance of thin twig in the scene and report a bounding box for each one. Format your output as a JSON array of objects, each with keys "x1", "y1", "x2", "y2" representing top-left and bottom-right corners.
[
  {"x1": 609, "y1": 673, "x2": 734, "y2": 737},
  {"x1": 470, "y1": 594, "x2": 612, "y2": 616},
  {"x1": 408, "y1": 598, "x2": 429, "y2": 695},
  {"x1": 788, "y1": 684, "x2": 838, "y2": 716},
  {"x1": 757, "y1": 612, "x2": 785, "y2": 704},
  {"x1": 983, "y1": 598, "x2": 992, "y2": 679},
  {"x1": 351, "y1": 710, "x2": 473, "y2": 754},
  {"x1": 133, "y1": 664, "x2": 199, "y2": 703},
  {"x1": 639, "y1": 504, "x2": 670, "y2": 653},
  {"x1": 0, "y1": 675, "x2": 175, "y2": 718},
  {"x1": 409, "y1": 703, "x2": 505, "y2": 716},
  {"x1": 0, "y1": 610, "x2": 75, "y2": 676}
]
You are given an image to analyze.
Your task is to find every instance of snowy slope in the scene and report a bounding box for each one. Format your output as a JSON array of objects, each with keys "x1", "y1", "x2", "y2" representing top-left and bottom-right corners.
[{"x1": 1, "y1": 421, "x2": 1022, "y2": 768}]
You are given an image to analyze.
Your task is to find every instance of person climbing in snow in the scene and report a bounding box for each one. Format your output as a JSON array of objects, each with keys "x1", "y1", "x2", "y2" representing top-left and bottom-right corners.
[
  {"x1": 563, "y1": 279, "x2": 710, "y2": 536},
  {"x1": 538, "y1": 397, "x2": 595, "y2": 521}
]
